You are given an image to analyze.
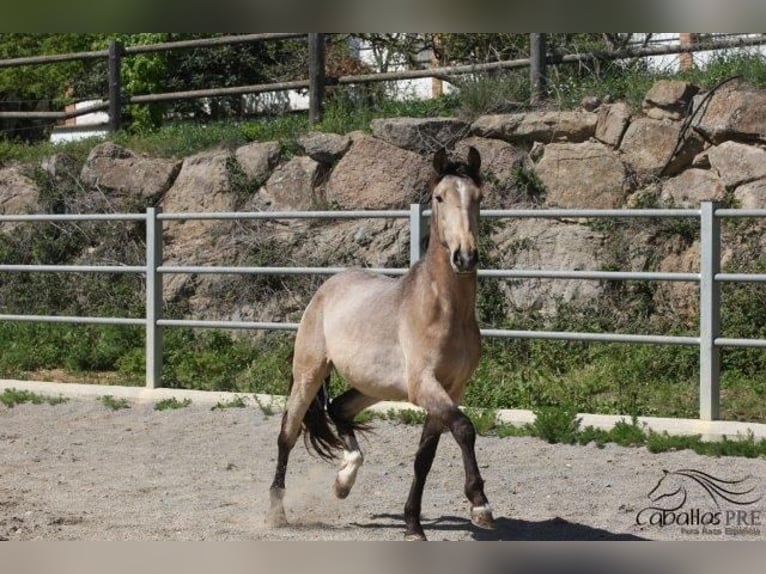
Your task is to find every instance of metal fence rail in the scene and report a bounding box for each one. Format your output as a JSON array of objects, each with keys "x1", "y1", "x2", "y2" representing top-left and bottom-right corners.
[{"x1": 1, "y1": 201, "x2": 764, "y2": 421}]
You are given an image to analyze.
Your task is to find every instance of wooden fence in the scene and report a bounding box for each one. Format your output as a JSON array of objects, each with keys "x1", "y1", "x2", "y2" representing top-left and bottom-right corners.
[{"x1": 2, "y1": 33, "x2": 766, "y2": 133}]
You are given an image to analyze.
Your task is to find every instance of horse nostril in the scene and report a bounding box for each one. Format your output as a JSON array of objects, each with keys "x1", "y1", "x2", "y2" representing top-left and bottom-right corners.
[
  {"x1": 452, "y1": 250, "x2": 461, "y2": 266},
  {"x1": 469, "y1": 249, "x2": 479, "y2": 266}
]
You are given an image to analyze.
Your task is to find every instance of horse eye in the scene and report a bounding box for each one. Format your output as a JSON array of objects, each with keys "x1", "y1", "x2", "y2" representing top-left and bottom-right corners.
[{"x1": 435, "y1": 195, "x2": 444, "y2": 203}]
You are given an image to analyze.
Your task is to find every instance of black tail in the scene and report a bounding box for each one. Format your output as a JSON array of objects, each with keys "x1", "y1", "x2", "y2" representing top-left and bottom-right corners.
[
  {"x1": 302, "y1": 378, "x2": 345, "y2": 461},
  {"x1": 290, "y1": 369, "x2": 373, "y2": 461}
]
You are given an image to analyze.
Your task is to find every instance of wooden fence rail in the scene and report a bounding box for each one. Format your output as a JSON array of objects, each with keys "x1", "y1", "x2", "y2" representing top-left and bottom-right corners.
[{"x1": 1, "y1": 33, "x2": 766, "y2": 133}]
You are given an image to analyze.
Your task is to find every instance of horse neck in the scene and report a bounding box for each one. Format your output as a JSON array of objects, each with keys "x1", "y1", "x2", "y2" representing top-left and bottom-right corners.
[{"x1": 422, "y1": 217, "x2": 477, "y2": 321}]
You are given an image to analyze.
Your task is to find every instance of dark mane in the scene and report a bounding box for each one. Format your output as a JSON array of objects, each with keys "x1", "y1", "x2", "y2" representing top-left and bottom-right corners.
[{"x1": 432, "y1": 159, "x2": 482, "y2": 187}]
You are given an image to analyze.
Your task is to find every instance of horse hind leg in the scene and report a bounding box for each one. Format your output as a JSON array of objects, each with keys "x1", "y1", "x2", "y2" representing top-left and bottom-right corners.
[
  {"x1": 267, "y1": 357, "x2": 331, "y2": 527},
  {"x1": 327, "y1": 388, "x2": 378, "y2": 499}
]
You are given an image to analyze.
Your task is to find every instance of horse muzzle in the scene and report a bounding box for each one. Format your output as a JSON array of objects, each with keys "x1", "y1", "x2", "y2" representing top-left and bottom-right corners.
[{"x1": 451, "y1": 248, "x2": 479, "y2": 274}]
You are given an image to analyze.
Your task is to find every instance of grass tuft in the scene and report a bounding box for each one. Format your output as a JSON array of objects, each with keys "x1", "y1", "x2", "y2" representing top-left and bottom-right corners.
[{"x1": 1, "y1": 388, "x2": 67, "y2": 408}]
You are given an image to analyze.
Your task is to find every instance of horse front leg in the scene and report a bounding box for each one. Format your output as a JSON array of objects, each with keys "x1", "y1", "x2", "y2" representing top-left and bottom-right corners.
[
  {"x1": 445, "y1": 407, "x2": 494, "y2": 530},
  {"x1": 404, "y1": 414, "x2": 443, "y2": 541}
]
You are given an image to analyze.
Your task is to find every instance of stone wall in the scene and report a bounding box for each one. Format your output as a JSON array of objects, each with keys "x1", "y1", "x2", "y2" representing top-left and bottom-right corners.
[{"x1": 3, "y1": 79, "x2": 766, "y2": 326}]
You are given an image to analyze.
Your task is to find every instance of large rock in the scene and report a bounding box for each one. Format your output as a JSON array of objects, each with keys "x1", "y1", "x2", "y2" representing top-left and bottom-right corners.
[
  {"x1": 160, "y1": 149, "x2": 236, "y2": 261},
  {"x1": 325, "y1": 133, "x2": 432, "y2": 209},
  {"x1": 595, "y1": 102, "x2": 631, "y2": 148},
  {"x1": 454, "y1": 136, "x2": 534, "y2": 207},
  {"x1": 297, "y1": 132, "x2": 350, "y2": 164},
  {"x1": 370, "y1": 117, "x2": 469, "y2": 154},
  {"x1": 734, "y1": 179, "x2": 766, "y2": 209},
  {"x1": 471, "y1": 111, "x2": 597, "y2": 145},
  {"x1": 706, "y1": 141, "x2": 766, "y2": 188},
  {"x1": 490, "y1": 219, "x2": 606, "y2": 317},
  {"x1": 257, "y1": 156, "x2": 321, "y2": 211},
  {"x1": 234, "y1": 141, "x2": 280, "y2": 184},
  {"x1": 642, "y1": 80, "x2": 698, "y2": 121},
  {"x1": 80, "y1": 142, "x2": 180, "y2": 199},
  {"x1": 619, "y1": 118, "x2": 703, "y2": 176},
  {"x1": 535, "y1": 142, "x2": 628, "y2": 208},
  {"x1": 692, "y1": 85, "x2": 766, "y2": 144},
  {"x1": 0, "y1": 165, "x2": 39, "y2": 218},
  {"x1": 655, "y1": 240, "x2": 700, "y2": 320},
  {"x1": 660, "y1": 169, "x2": 726, "y2": 207}
]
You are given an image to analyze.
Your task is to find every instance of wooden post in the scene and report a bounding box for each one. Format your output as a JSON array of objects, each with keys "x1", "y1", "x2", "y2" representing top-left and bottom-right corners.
[
  {"x1": 308, "y1": 33, "x2": 325, "y2": 125},
  {"x1": 679, "y1": 33, "x2": 696, "y2": 71},
  {"x1": 108, "y1": 40, "x2": 124, "y2": 132},
  {"x1": 529, "y1": 33, "x2": 547, "y2": 106},
  {"x1": 431, "y1": 33, "x2": 443, "y2": 98}
]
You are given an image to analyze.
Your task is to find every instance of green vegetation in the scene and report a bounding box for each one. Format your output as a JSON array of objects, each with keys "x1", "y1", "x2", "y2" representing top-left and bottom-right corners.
[
  {"x1": 100, "y1": 395, "x2": 130, "y2": 410},
  {"x1": 154, "y1": 397, "x2": 192, "y2": 411},
  {"x1": 0, "y1": 388, "x2": 67, "y2": 407},
  {"x1": 211, "y1": 396, "x2": 248, "y2": 411}
]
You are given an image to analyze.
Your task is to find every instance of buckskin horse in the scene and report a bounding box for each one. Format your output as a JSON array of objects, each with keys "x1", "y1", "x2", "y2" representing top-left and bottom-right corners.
[{"x1": 267, "y1": 146, "x2": 493, "y2": 540}]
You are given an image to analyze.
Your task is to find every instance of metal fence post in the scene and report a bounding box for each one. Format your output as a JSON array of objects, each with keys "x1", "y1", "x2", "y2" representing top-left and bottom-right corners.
[
  {"x1": 409, "y1": 203, "x2": 428, "y2": 266},
  {"x1": 145, "y1": 207, "x2": 163, "y2": 389},
  {"x1": 308, "y1": 33, "x2": 325, "y2": 125},
  {"x1": 108, "y1": 40, "x2": 124, "y2": 133},
  {"x1": 699, "y1": 201, "x2": 721, "y2": 420}
]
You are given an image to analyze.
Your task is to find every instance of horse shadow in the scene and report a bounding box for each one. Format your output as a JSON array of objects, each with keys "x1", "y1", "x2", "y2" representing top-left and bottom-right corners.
[{"x1": 353, "y1": 513, "x2": 648, "y2": 541}]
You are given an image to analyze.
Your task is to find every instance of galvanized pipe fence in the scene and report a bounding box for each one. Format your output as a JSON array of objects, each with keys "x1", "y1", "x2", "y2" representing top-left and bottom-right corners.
[{"x1": 1, "y1": 201, "x2": 766, "y2": 421}]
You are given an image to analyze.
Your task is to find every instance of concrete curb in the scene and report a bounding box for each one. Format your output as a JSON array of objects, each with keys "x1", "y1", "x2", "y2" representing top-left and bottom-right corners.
[{"x1": 2, "y1": 378, "x2": 765, "y2": 442}]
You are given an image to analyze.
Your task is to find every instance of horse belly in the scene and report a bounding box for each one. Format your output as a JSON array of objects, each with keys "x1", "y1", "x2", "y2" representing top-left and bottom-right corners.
[{"x1": 323, "y1": 308, "x2": 407, "y2": 400}]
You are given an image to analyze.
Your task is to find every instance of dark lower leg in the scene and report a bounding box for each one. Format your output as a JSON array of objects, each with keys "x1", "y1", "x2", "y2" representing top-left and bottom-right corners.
[
  {"x1": 404, "y1": 415, "x2": 443, "y2": 539},
  {"x1": 268, "y1": 413, "x2": 296, "y2": 526},
  {"x1": 446, "y1": 409, "x2": 489, "y2": 510}
]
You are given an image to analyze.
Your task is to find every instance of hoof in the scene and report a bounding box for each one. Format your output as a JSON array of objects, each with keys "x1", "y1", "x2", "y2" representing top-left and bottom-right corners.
[
  {"x1": 267, "y1": 487, "x2": 288, "y2": 527},
  {"x1": 333, "y1": 479, "x2": 351, "y2": 499},
  {"x1": 266, "y1": 507, "x2": 289, "y2": 528},
  {"x1": 470, "y1": 505, "x2": 495, "y2": 530},
  {"x1": 404, "y1": 532, "x2": 427, "y2": 541}
]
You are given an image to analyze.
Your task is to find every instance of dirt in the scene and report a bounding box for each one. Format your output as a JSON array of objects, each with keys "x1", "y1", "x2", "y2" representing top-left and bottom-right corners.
[{"x1": 1, "y1": 397, "x2": 765, "y2": 541}]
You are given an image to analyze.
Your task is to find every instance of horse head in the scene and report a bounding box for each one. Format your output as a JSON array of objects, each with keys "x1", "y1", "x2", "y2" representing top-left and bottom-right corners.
[
  {"x1": 647, "y1": 469, "x2": 687, "y2": 507},
  {"x1": 430, "y1": 147, "x2": 483, "y2": 275}
]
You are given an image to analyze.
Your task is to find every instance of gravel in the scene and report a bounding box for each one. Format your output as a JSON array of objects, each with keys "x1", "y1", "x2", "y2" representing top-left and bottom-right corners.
[{"x1": 1, "y1": 397, "x2": 765, "y2": 541}]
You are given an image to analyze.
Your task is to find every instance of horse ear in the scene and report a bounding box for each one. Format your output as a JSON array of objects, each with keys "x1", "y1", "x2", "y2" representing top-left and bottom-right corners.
[
  {"x1": 467, "y1": 146, "x2": 481, "y2": 179},
  {"x1": 433, "y1": 148, "x2": 448, "y2": 176}
]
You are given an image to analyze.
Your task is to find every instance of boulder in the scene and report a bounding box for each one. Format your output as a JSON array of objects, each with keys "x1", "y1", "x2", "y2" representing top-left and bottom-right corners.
[
  {"x1": 297, "y1": 132, "x2": 351, "y2": 164},
  {"x1": 471, "y1": 111, "x2": 597, "y2": 145},
  {"x1": 693, "y1": 85, "x2": 766, "y2": 144},
  {"x1": 160, "y1": 149, "x2": 235, "y2": 259},
  {"x1": 325, "y1": 133, "x2": 433, "y2": 209},
  {"x1": 595, "y1": 102, "x2": 631, "y2": 148},
  {"x1": 40, "y1": 153, "x2": 78, "y2": 181},
  {"x1": 535, "y1": 142, "x2": 628, "y2": 208},
  {"x1": 370, "y1": 117, "x2": 469, "y2": 154},
  {"x1": 490, "y1": 219, "x2": 606, "y2": 317},
  {"x1": 0, "y1": 165, "x2": 40, "y2": 217},
  {"x1": 734, "y1": 179, "x2": 766, "y2": 209},
  {"x1": 642, "y1": 80, "x2": 698, "y2": 121},
  {"x1": 706, "y1": 141, "x2": 766, "y2": 188},
  {"x1": 454, "y1": 136, "x2": 534, "y2": 207},
  {"x1": 234, "y1": 141, "x2": 280, "y2": 184},
  {"x1": 660, "y1": 169, "x2": 726, "y2": 208},
  {"x1": 655, "y1": 241, "x2": 700, "y2": 320},
  {"x1": 80, "y1": 142, "x2": 180, "y2": 199},
  {"x1": 257, "y1": 156, "x2": 321, "y2": 211},
  {"x1": 619, "y1": 117, "x2": 703, "y2": 176}
]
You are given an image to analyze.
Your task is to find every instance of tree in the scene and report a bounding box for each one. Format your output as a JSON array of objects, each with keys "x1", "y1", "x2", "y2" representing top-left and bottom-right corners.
[{"x1": 0, "y1": 34, "x2": 103, "y2": 142}]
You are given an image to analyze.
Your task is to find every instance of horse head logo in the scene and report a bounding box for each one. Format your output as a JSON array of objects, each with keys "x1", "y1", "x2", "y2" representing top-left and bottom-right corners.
[{"x1": 648, "y1": 468, "x2": 762, "y2": 510}]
